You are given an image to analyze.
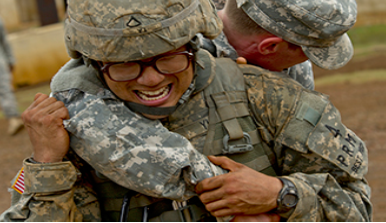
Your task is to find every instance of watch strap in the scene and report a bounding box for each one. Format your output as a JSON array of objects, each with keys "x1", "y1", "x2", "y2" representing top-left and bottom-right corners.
[{"x1": 276, "y1": 177, "x2": 298, "y2": 218}]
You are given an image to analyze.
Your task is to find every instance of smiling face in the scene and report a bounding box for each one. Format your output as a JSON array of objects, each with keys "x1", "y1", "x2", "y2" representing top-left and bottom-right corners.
[{"x1": 102, "y1": 46, "x2": 194, "y2": 119}]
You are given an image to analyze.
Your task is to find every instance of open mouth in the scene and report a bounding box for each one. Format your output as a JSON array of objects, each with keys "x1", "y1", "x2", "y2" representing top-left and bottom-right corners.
[{"x1": 136, "y1": 84, "x2": 171, "y2": 101}]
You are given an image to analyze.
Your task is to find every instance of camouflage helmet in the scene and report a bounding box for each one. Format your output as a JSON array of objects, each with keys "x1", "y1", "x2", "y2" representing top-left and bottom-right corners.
[
  {"x1": 236, "y1": 0, "x2": 357, "y2": 70},
  {"x1": 64, "y1": 0, "x2": 223, "y2": 62}
]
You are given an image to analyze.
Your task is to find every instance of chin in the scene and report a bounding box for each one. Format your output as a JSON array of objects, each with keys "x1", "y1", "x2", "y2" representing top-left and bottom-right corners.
[{"x1": 141, "y1": 113, "x2": 168, "y2": 120}]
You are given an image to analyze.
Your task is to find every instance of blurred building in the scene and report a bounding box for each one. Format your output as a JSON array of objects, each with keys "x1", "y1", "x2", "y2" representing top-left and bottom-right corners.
[
  {"x1": 0, "y1": 0, "x2": 68, "y2": 88},
  {"x1": 0, "y1": 0, "x2": 66, "y2": 31},
  {"x1": 356, "y1": 0, "x2": 386, "y2": 26}
]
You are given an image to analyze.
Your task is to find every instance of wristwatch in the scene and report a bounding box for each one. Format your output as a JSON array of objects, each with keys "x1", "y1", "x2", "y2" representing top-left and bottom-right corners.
[{"x1": 276, "y1": 177, "x2": 298, "y2": 213}]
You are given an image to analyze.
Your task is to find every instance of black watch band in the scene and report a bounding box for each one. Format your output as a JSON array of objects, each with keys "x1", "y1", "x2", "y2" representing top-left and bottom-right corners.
[{"x1": 276, "y1": 177, "x2": 298, "y2": 215}]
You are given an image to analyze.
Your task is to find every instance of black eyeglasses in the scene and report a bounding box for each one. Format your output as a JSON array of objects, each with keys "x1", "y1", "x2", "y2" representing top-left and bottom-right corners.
[{"x1": 101, "y1": 51, "x2": 194, "y2": 82}]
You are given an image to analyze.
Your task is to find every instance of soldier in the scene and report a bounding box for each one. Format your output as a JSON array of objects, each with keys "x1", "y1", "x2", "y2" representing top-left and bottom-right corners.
[
  {"x1": 203, "y1": 0, "x2": 357, "y2": 91},
  {"x1": 0, "y1": 17, "x2": 23, "y2": 135},
  {"x1": 1, "y1": 0, "x2": 371, "y2": 222}
]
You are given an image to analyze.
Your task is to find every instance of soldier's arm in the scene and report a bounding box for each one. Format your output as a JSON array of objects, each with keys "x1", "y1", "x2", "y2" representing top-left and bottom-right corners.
[
  {"x1": 0, "y1": 159, "x2": 101, "y2": 222},
  {"x1": 55, "y1": 89, "x2": 226, "y2": 200},
  {"x1": 246, "y1": 73, "x2": 372, "y2": 221},
  {"x1": 0, "y1": 19, "x2": 16, "y2": 67}
]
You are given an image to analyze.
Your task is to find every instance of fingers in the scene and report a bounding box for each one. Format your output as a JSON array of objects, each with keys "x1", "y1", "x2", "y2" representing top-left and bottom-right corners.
[
  {"x1": 202, "y1": 199, "x2": 236, "y2": 216},
  {"x1": 196, "y1": 156, "x2": 244, "y2": 194},
  {"x1": 267, "y1": 213, "x2": 280, "y2": 222},
  {"x1": 23, "y1": 93, "x2": 69, "y2": 122},
  {"x1": 198, "y1": 182, "x2": 225, "y2": 203},
  {"x1": 236, "y1": 57, "x2": 247, "y2": 64},
  {"x1": 30, "y1": 93, "x2": 67, "y2": 116},
  {"x1": 231, "y1": 213, "x2": 280, "y2": 222},
  {"x1": 195, "y1": 174, "x2": 224, "y2": 194},
  {"x1": 212, "y1": 208, "x2": 235, "y2": 217},
  {"x1": 53, "y1": 106, "x2": 70, "y2": 120},
  {"x1": 208, "y1": 156, "x2": 242, "y2": 171}
]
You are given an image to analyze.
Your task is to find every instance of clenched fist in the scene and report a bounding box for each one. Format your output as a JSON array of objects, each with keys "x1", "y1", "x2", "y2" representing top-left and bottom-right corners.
[{"x1": 22, "y1": 93, "x2": 70, "y2": 163}]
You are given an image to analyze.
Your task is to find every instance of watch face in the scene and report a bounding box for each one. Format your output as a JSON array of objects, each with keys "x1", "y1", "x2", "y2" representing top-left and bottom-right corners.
[{"x1": 283, "y1": 194, "x2": 298, "y2": 207}]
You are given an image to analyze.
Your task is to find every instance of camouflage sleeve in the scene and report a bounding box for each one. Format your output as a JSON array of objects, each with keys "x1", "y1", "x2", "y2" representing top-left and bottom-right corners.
[
  {"x1": 244, "y1": 72, "x2": 372, "y2": 221},
  {"x1": 0, "y1": 19, "x2": 15, "y2": 66},
  {"x1": 54, "y1": 90, "x2": 226, "y2": 201},
  {"x1": 287, "y1": 60, "x2": 315, "y2": 90},
  {"x1": 0, "y1": 159, "x2": 101, "y2": 222},
  {"x1": 212, "y1": 0, "x2": 226, "y2": 10}
]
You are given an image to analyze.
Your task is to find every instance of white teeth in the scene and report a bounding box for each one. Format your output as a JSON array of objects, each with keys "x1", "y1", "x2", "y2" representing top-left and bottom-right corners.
[{"x1": 137, "y1": 85, "x2": 170, "y2": 101}]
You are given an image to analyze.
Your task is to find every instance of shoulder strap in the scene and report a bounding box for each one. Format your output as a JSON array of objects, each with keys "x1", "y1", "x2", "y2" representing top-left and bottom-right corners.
[
  {"x1": 202, "y1": 62, "x2": 278, "y2": 175},
  {"x1": 202, "y1": 58, "x2": 251, "y2": 155}
]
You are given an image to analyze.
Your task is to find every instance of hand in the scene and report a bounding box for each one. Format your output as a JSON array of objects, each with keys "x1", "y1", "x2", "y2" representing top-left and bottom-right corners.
[
  {"x1": 22, "y1": 93, "x2": 70, "y2": 163},
  {"x1": 236, "y1": 57, "x2": 247, "y2": 64},
  {"x1": 195, "y1": 156, "x2": 283, "y2": 217},
  {"x1": 231, "y1": 213, "x2": 280, "y2": 222}
]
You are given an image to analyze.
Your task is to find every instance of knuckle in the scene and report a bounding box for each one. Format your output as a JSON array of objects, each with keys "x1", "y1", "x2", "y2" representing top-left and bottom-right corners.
[
  {"x1": 224, "y1": 174, "x2": 237, "y2": 184},
  {"x1": 41, "y1": 115, "x2": 56, "y2": 126},
  {"x1": 199, "y1": 194, "x2": 209, "y2": 203},
  {"x1": 21, "y1": 110, "x2": 29, "y2": 120},
  {"x1": 55, "y1": 100, "x2": 65, "y2": 107},
  {"x1": 224, "y1": 186, "x2": 237, "y2": 195},
  {"x1": 206, "y1": 204, "x2": 214, "y2": 212},
  {"x1": 46, "y1": 96, "x2": 57, "y2": 102}
]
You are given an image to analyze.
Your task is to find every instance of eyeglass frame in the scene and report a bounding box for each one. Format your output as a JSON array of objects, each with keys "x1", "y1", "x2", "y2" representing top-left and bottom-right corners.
[{"x1": 100, "y1": 50, "x2": 194, "y2": 82}]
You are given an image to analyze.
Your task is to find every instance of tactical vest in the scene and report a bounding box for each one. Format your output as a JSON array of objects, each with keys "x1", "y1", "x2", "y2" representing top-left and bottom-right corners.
[{"x1": 86, "y1": 50, "x2": 279, "y2": 221}]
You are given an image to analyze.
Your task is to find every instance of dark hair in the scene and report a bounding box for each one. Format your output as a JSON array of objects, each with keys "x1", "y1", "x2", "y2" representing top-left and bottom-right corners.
[{"x1": 224, "y1": 0, "x2": 267, "y2": 36}]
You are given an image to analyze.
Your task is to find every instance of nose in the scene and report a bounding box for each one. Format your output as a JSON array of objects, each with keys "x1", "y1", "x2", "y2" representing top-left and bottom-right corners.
[{"x1": 136, "y1": 66, "x2": 165, "y2": 87}]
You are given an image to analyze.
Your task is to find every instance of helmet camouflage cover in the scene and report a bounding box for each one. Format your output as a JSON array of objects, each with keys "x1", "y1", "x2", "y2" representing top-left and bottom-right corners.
[{"x1": 64, "y1": 0, "x2": 223, "y2": 62}]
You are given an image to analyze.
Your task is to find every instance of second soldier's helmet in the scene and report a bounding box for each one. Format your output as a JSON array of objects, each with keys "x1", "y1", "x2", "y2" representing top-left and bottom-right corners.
[{"x1": 64, "y1": 0, "x2": 223, "y2": 62}]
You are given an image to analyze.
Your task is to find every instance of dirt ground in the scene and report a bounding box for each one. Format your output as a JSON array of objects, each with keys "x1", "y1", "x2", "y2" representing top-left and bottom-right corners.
[{"x1": 0, "y1": 54, "x2": 385, "y2": 221}]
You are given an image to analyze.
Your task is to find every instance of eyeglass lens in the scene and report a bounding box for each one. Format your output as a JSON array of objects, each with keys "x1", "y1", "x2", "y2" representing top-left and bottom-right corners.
[{"x1": 107, "y1": 53, "x2": 190, "y2": 81}]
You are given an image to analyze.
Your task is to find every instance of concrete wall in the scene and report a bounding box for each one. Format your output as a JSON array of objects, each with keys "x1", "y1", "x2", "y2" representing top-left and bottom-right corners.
[
  {"x1": 356, "y1": 0, "x2": 386, "y2": 26},
  {"x1": 0, "y1": 0, "x2": 20, "y2": 30},
  {"x1": 0, "y1": 0, "x2": 66, "y2": 31},
  {"x1": 8, "y1": 23, "x2": 70, "y2": 88}
]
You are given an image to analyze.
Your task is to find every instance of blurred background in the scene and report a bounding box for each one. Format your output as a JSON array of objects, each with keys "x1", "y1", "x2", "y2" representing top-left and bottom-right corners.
[{"x1": 0, "y1": 0, "x2": 385, "y2": 220}]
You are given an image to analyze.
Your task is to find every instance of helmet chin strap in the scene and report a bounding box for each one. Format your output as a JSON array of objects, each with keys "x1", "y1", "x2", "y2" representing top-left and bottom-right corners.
[{"x1": 124, "y1": 81, "x2": 196, "y2": 117}]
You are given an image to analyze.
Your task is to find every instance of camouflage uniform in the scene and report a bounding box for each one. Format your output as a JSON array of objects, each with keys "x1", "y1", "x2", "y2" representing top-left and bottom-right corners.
[
  {"x1": 202, "y1": 0, "x2": 315, "y2": 90},
  {"x1": 0, "y1": 0, "x2": 371, "y2": 221},
  {"x1": 0, "y1": 18, "x2": 19, "y2": 118},
  {"x1": 237, "y1": 0, "x2": 356, "y2": 70},
  {"x1": 1, "y1": 50, "x2": 372, "y2": 221},
  {"x1": 212, "y1": 0, "x2": 226, "y2": 9}
]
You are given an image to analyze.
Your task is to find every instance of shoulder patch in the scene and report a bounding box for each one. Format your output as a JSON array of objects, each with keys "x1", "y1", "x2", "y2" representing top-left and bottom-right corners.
[
  {"x1": 306, "y1": 103, "x2": 368, "y2": 179},
  {"x1": 12, "y1": 167, "x2": 24, "y2": 194}
]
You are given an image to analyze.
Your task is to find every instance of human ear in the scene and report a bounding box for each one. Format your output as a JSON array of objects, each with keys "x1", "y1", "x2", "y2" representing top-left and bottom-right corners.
[{"x1": 257, "y1": 37, "x2": 284, "y2": 55}]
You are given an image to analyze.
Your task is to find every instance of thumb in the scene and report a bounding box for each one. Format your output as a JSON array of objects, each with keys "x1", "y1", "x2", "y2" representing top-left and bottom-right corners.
[
  {"x1": 207, "y1": 155, "x2": 242, "y2": 171},
  {"x1": 236, "y1": 57, "x2": 247, "y2": 64}
]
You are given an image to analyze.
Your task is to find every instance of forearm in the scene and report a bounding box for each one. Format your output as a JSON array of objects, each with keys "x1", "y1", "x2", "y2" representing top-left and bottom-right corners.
[
  {"x1": 0, "y1": 159, "x2": 100, "y2": 222},
  {"x1": 69, "y1": 127, "x2": 226, "y2": 200},
  {"x1": 60, "y1": 90, "x2": 226, "y2": 200},
  {"x1": 284, "y1": 173, "x2": 371, "y2": 221}
]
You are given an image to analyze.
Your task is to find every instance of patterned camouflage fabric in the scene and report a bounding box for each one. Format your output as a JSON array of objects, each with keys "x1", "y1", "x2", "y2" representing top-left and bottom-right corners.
[
  {"x1": 1, "y1": 50, "x2": 372, "y2": 221},
  {"x1": 237, "y1": 0, "x2": 357, "y2": 69},
  {"x1": 0, "y1": 160, "x2": 101, "y2": 221},
  {"x1": 212, "y1": 0, "x2": 226, "y2": 9},
  {"x1": 65, "y1": 0, "x2": 223, "y2": 62},
  {"x1": 0, "y1": 0, "x2": 370, "y2": 221},
  {"x1": 198, "y1": 32, "x2": 315, "y2": 90},
  {"x1": 0, "y1": 18, "x2": 19, "y2": 118}
]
